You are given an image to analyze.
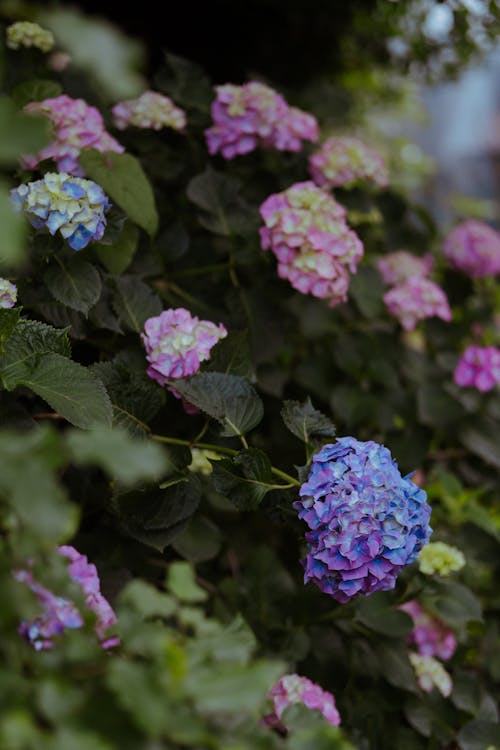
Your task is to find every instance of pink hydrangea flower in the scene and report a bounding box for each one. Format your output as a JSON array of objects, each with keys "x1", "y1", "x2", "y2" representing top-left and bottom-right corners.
[
  {"x1": 454, "y1": 345, "x2": 500, "y2": 392},
  {"x1": 112, "y1": 90, "x2": 186, "y2": 131},
  {"x1": 22, "y1": 95, "x2": 124, "y2": 176},
  {"x1": 141, "y1": 307, "x2": 227, "y2": 386},
  {"x1": 377, "y1": 251, "x2": 434, "y2": 286},
  {"x1": 309, "y1": 136, "x2": 388, "y2": 189},
  {"x1": 264, "y1": 674, "x2": 341, "y2": 731},
  {"x1": 443, "y1": 220, "x2": 500, "y2": 277},
  {"x1": 383, "y1": 277, "x2": 452, "y2": 330},
  {"x1": 205, "y1": 82, "x2": 318, "y2": 159},
  {"x1": 15, "y1": 545, "x2": 119, "y2": 651},
  {"x1": 259, "y1": 181, "x2": 363, "y2": 307},
  {"x1": 400, "y1": 600, "x2": 456, "y2": 660}
]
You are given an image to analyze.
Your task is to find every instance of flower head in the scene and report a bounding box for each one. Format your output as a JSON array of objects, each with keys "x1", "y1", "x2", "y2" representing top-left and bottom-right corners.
[
  {"x1": 205, "y1": 82, "x2": 318, "y2": 159},
  {"x1": 11, "y1": 172, "x2": 110, "y2": 251},
  {"x1": 142, "y1": 308, "x2": 227, "y2": 386},
  {"x1": 454, "y1": 345, "x2": 500, "y2": 393},
  {"x1": 264, "y1": 674, "x2": 341, "y2": 731},
  {"x1": 112, "y1": 90, "x2": 186, "y2": 131},
  {"x1": 6, "y1": 21, "x2": 54, "y2": 52},
  {"x1": 0, "y1": 278, "x2": 18, "y2": 309},
  {"x1": 418, "y1": 542, "x2": 465, "y2": 576},
  {"x1": 294, "y1": 438, "x2": 432, "y2": 603},
  {"x1": 377, "y1": 251, "x2": 434, "y2": 286},
  {"x1": 22, "y1": 95, "x2": 123, "y2": 176},
  {"x1": 259, "y1": 181, "x2": 363, "y2": 307},
  {"x1": 400, "y1": 600, "x2": 456, "y2": 660},
  {"x1": 384, "y1": 277, "x2": 452, "y2": 331},
  {"x1": 309, "y1": 136, "x2": 388, "y2": 190},
  {"x1": 409, "y1": 653, "x2": 452, "y2": 697},
  {"x1": 443, "y1": 220, "x2": 500, "y2": 277},
  {"x1": 15, "y1": 545, "x2": 119, "y2": 651}
]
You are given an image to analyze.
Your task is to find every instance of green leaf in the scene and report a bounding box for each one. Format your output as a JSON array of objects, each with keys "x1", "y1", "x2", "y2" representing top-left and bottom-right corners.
[
  {"x1": 460, "y1": 422, "x2": 500, "y2": 469},
  {"x1": 378, "y1": 643, "x2": 419, "y2": 693},
  {"x1": 95, "y1": 220, "x2": 139, "y2": 274},
  {"x1": 167, "y1": 561, "x2": 207, "y2": 603},
  {"x1": 186, "y1": 166, "x2": 256, "y2": 236},
  {"x1": 0, "y1": 319, "x2": 71, "y2": 389},
  {"x1": 12, "y1": 79, "x2": 63, "y2": 108},
  {"x1": 0, "y1": 98, "x2": 51, "y2": 165},
  {"x1": 211, "y1": 448, "x2": 277, "y2": 510},
  {"x1": 79, "y1": 150, "x2": 158, "y2": 236},
  {"x1": 206, "y1": 329, "x2": 255, "y2": 379},
  {"x1": 356, "y1": 592, "x2": 413, "y2": 637},
  {"x1": 173, "y1": 372, "x2": 263, "y2": 437},
  {"x1": 111, "y1": 276, "x2": 162, "y2": 333},
  {"x1": 417, "y1": 383, "x2": 464, "y2": 428},
  {"x1": 0, "y1": 182, "x2": 27, "y2": 268},
  {"x1": 281, "y1": 397, "x2": 336, "y2": 444},
  {"x1": 66, "y1": 427, "x2": 169, "y2": 484},
  {"x1": 349, "y1": 265, "x2": 385, "y2": 318},
  {"x1": 0, "y1": 308, "x2": 21, "y2": 353},
  {"x1": 44, "y1": 257, "x2": 102, "y2": 314},
  {"x1": 172, "y1": 515, "x2": 222, "y2": 562},
  {"x1": 458, "y1": 720, "x2": 500, "y2": 750},
  {"x1": 156, "y1": 52, "x2": 212, "y2": 110},
  {"x1": 19, "y1": 354, "x2": 113, "y2": 429},
  {"x1": 111, "y1": 475, "x2": 201, "y2": 551},
  {"x1": 118, "y1": 579, "x2": 177, "y2": 618},
  {"x1": 422, "y1": 581, "x2": 482, "y2": 627}
]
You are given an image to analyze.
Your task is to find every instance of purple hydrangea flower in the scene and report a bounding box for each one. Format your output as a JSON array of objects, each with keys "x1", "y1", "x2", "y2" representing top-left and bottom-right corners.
[
  {"x1": 377, "y1": 251, "x2": 434, "y2": 287},
  {"x1": 205, "y1": 82, "x2": 318, "y2": 159},
  {"x1": 22, "y1": 95, "x2": 123, "y2": 176},
  {"x1": 11, "y1": 172, "x2": 110, "y2": 251},
  {"x1": 383, "y1": 277, "x2": 452, "y2": 331},
  {"x1": 0, "y1": 278, "x2": 18, "y2": 308},
  {"x1": 141, "y1": 307, "x2": 227, "y2": 386},
  {"x1": 309, "y1": 136, "x2": 388, "y2": 190},
  {"x1": 443, "y1": 220, "x2": 500, "y2": 277},
  {"x1": 453, "y1": 345, "x2": 500, "y2": 392},
  {"x1": 259, "y1": 181, "x2": 363, "y2": 307},
  {"x1": 399, "y1": 600, "x2": 456, "y2": 660},
  {"x1": 294, "y1": 438, "x2": 432, "y2": 603},
  {"x1": 264, "y1": 674, "x2": 341, "y2": 731},
  {"x1": 112, "y1": 90, "x2": 186, "y2": 131},
  {"x1": 15, "y1": 545, "x2": 119, "y2": 651}
]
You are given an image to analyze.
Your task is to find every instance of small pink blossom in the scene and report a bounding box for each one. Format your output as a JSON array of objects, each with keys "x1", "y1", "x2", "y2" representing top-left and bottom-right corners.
[
  {"x1": 443, "y1": 220, "x2": 500, "y2": 277},
  {"x1": 22, "y1": 95, "x2": 123, "y2": 176},
  {"x1": 377, "y1": 251, "x2": 434, "y2": 286},
  {"x1": 309, "y1": 136, "x2": 388, "y2": 190},
  {"x1": 112, "y1": 90, "x2": 186, "y2": 131},
  {"x1": 264, "y1": 674, "x2": 341, "y2": 731},
  {"x1": 205, "y1": 82, "x2": 318, "y2": 159},
  {"x1": 384, "y1": 277, "x2": 452, "y2": 331},
  {"x1": 400, "y1": 600, "x2": 456, "y2": 660},
  {"x1": 454, "y1": 345, "x2": 500, "y2": 392},
  {"x1": 259, "y1": 181, "x2": 363, "y2": 307}
]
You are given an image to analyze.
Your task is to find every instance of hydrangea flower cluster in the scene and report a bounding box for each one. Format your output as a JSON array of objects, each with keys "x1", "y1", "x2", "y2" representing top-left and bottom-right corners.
[
  {"x1": 264, "y1": 674, "x2": 341, "y2": 730},
  {"x1": 377, "y1": 251, "x2": 434, "y2": 287},
  {"x1": 409, "y1": 653, "x2": 452, "y2": 697},
  {"x1": 383, "y1": 277, "x2": 452, "y2": 331},
  {"x1": 15, "y1": 545, "x2": 119, "y2": 651},
  {"x1": 6, "y1": 21, "x2": 54, "y2": 52},
  {"x1": 0, "y1": 278, "x2": 18, "y2": 309},
  {"x1": 294, "y1": 437, "x2": 432, "y2": 603},
  {"x1": 142, "y1": 307, "x2": 227, "y2": 386},
  {"x1": 205, "y1": 82, "x2": 318, "y2": 159},
  {"x1": 418, "y1": 542, "x2": 465, "y2": 576},
  {"x1": 309, "y1": 136, "x2": 388, "y2": 190},
  {"x1": 22, "y1": 95, "x2": 123, "y2": 176},
  {"x1": 259, "y1": 181, "x2": 363, "y2": 307},
  {"x1": 443, "y1": 220, "x2": 500, "y2": 277},
  {"x1": 453, "y1": 345, "x2": 500, "y2": 393},
  {"x1": 112, "y1": 90, "x2": 186, "y2": 131},
  {"x1": 11, "y1": 172, "x2": 110, "y2": 251},
  {"x1": 400, "y1": 600, "x2": 456, "y2": 660}
]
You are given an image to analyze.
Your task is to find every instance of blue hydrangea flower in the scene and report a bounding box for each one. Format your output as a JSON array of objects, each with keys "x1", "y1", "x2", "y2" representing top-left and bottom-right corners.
[
  {"x1": 11, "y1": 172, "x2": 110, "y2": 251},
  {"x1": 294, "y1": 437, "x2": 432, "y2": 603}
]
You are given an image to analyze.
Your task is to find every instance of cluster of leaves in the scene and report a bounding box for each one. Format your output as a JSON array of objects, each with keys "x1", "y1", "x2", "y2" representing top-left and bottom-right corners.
[{"x1": 0, "y1": 5, "x2": 499, "y2": 750}]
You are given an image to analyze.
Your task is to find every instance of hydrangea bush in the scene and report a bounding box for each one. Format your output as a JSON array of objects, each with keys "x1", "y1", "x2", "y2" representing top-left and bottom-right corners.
[{"x1": 0, "y1": 5, "x2": 499, "y2": 750}]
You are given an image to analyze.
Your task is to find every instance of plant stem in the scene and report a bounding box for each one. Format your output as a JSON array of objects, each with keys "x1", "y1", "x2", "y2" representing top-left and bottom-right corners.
[{"x1": 151, "y1": 434, "x2": 300, "y2": 487}]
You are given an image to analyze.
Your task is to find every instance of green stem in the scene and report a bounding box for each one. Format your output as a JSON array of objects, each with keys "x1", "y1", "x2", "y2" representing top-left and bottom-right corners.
[{"x1": 151, "y1": 434, "x2": 301, "y2": 487}]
